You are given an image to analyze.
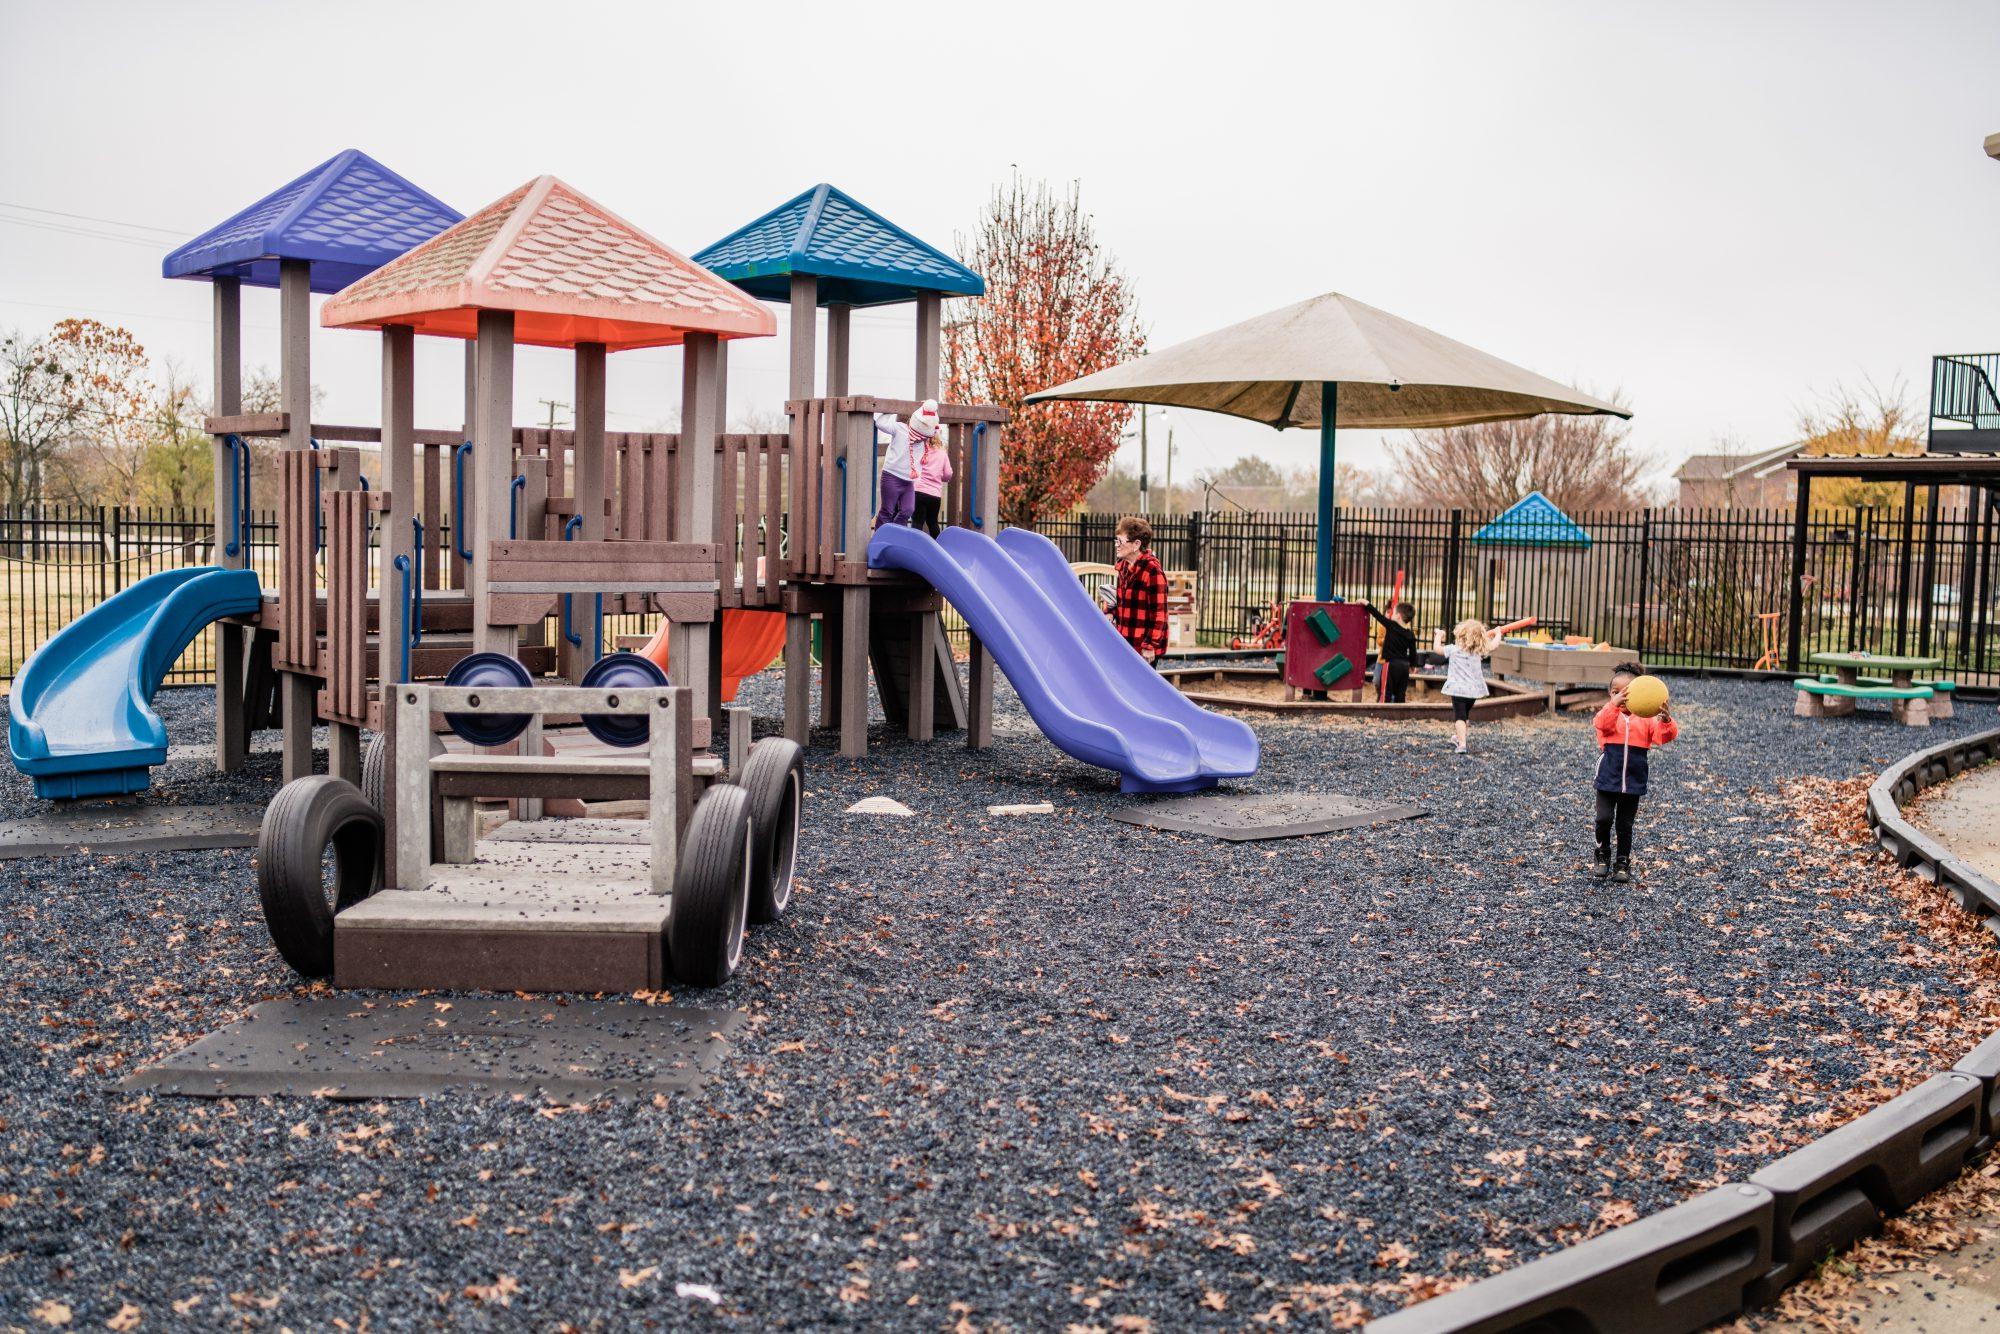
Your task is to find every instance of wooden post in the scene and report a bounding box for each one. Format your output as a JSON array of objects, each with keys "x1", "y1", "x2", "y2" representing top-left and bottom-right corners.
[
  {"x1": 648, "y1": 688, "x2": 686, "y2": 896},
  {"x1": 380, "y1": 326, "x2": 416, "y2": 693},
  {"x1": 784, "y1": 611, "x2": 811, "y2": 743},
  {"x1": 671, "y1": 333, "x2": 721, "y2": 722},
  {"x1": 394, "y1": 684, "x2": 431, "y2": 890},
  {"x1": 789, "y1": 274, "x2": 818, "y2": 402},
  {"x1": 826, "y1": 303, "x2": 851, "y2": 396},
  {"x1": 966, "y1": 420, "x2": 1001, "y2": 749},
  {"x1": 472, "y1": 310, "x2": 516, "y2": 655},
  {"x1": 821, "y1": 609, "x2": 842, "y2": 731},
  {"x1": 967, "y1": 632, "x2": 994, "y2": 751},
  {"x1": 279, "y1": 258, "x2": 315, "y2": 781},
  {"x1": 914, "y1": 292, "x2": 941, "y2": 399},
  {"x1": 572, "y1": 341, "x2": 608, "y2": 683},
  {"x1": 908, "y1": 609, "x2": 936, "y2": 741},
  {"x1": 840, "y1": 585, "x2": 868, "y2": 759},
  {"x1": 211, "y1": 277, "x2": 248, "y2": 772}
]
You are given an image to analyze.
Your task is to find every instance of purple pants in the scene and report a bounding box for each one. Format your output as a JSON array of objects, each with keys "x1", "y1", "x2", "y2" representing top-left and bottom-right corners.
[{"x1": 875, "y1": 472, "x2": 915, "y2": 527}]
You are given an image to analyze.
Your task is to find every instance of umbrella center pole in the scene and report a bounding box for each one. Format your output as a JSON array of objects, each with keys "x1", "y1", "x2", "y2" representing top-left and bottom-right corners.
[{"x1": 1316, "y1": 381, "x2": 1337, "y2": 601}]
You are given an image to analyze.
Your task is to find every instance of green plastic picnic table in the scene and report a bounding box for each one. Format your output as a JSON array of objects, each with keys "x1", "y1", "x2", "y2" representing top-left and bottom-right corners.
[{"x1": 1807, "y1": 651, "x2": 1944, "y2": 689}]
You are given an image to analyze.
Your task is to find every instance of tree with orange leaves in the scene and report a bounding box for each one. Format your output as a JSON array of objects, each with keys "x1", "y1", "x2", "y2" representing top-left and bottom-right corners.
[{"x1": 944, "y1": 177, "x2": 1145, "y2": 528}]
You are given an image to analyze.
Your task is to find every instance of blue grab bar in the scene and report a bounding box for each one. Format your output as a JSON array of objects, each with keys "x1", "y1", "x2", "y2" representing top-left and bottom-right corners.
[
  {"x1": 560, "y1": 515, "x2": 602, "y2": 657},
  {"x1": 510, "y1": 474, "x2": 525, "y2": 540},
  {"x1": 392, "y1": 555, "x2": 414, "y2": 681},
  {"x1": 309, "y1": 438, "x2": 323, "y2": 552},
  {"x1": 410, "y1": 518, "x2": 424, "y2": 652},
  {"x1": 453, "y1": 441, "x2": 473, "y2": 561},
  {"x1": 222, "y1": 434, "x2": 251, "y2": 558},
  {"x1": 836, "y1": 457, "x2": 847, "y2": 551},
  {"x1": 971, "y1": 423, "x2": 986, "y2": 529}
]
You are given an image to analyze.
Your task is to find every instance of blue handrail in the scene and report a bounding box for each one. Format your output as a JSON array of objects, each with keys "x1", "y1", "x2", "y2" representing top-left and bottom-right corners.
[
  {"x1": 560, "y1": 516, "x2": 601, "y2": 656},
  {"x1": 971, "y1": 423, "x2": 986, "y2": 529},
  {"x1": 309, "y1": 438, "x2": 323, "y2": 552},
  {"x1": 836, "y1": 456, "x2": 847, "y2": 551},
  {"x1": 409, "y1": 519, "x2": 424, "y2": 653},
  {"x1": 392, "y1": 555, "x2": 413, "y2": 681},
  {"x1": 509, "y1": 474, "x2": 526, "y2": 540},
  {"x1": 453, "y1": 441, "x2": 473, "y2": 561},
  {"x1": 222, "y1": 434, "x2": 251, "y2": 558}
]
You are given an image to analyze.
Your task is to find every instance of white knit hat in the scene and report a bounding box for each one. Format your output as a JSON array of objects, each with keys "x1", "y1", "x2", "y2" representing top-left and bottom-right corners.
[{"x1": 909, "y1": 399, "x2": 940, "y2": 439}]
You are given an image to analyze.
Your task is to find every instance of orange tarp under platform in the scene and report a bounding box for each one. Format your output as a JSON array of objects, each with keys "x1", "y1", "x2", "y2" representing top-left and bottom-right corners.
[{"x1": 638, "y1": 610, "x2": 786, "y2": 703}]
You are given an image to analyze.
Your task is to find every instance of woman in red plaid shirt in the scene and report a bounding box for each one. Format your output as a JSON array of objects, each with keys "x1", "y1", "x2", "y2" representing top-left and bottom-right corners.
[{"x1": 1109, "y1": 516, "x2": 1170, "y2": 666}]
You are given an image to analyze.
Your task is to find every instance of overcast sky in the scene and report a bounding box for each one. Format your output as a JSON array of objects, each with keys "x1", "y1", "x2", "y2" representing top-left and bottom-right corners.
[{"x1": 2, "y1": 0, "x2": 1996, "y2": 492}]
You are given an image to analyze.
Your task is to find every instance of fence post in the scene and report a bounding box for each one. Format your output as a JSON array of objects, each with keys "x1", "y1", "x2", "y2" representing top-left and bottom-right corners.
[
  {"x1": 1442, "y1": 509, "x2": 1463, "y2": 625},
  {"x1": 1786, "y1": 473, "x2": 1812, "y2": 672},
  {"x1": 1636, "y1": 509, "x2": 1651, "y2": 661},
  {"x1": 111, "y1": 507, "x2": 124, "y2": 592}
]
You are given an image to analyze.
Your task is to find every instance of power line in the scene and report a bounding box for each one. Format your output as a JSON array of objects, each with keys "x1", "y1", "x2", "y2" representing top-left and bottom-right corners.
[
  {"x1": 0, "y1": 200, "x2": 193, "y2": 238},
  {"x1": 0, "y1": 215, "x2": 169, "y2": 251}
]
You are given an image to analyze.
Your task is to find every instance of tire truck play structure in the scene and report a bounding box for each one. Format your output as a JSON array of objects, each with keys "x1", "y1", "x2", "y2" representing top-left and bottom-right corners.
[{"x1": 257, "y1": 651, "x2": 803, "y2": 990}]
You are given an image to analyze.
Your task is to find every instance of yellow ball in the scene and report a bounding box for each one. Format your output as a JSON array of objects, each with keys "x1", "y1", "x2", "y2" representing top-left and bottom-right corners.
[{"x1": 1624, "y1": 674, "x2": 1669, "y2": 718}]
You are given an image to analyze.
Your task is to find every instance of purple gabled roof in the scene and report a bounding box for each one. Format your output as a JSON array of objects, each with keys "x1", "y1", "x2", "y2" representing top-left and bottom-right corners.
[{"x1": 163, "y1": 150, "x2": 462, "y2": 294}]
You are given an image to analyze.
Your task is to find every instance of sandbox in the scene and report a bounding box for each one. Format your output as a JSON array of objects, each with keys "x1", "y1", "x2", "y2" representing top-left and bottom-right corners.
[{"x1": 1160, "y1": 665, "x2": 1547, "y2": 719}]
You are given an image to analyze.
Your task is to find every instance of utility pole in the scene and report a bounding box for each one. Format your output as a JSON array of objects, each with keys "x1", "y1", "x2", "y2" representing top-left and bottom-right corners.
[
  {"x1": 1138, "y1": 407, "x2": 1149, "y2": 515},
  {"x1": 538, "y1": 398, "x2": 570, "y2": 431},
  {"x1": 1163, "y1": 427, "x2": 1175, "y2": 516}
]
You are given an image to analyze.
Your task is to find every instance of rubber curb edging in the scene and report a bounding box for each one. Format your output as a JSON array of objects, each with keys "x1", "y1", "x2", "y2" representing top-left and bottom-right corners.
[{"x1": 1367, "y1": 725, "x2": 2000, "y2": 1334}]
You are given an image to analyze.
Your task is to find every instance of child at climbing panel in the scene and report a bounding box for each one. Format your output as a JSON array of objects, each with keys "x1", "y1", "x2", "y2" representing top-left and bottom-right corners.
[
  {"x1": 1435, "y1": 618, "x2": 1503, "y2": 754},
  {"x1": 1591, "y1": 660, "x2": 1677, "y2": 885},
  {"x1": 872, "y1": 399, "x2": 939, "y2": 530},
  {"x1": 912, "y1": 424, "x2": 953, "y2": 537},
  {"x1": 1363, "y1": 600, "x2": 1418, "y2": 703}
]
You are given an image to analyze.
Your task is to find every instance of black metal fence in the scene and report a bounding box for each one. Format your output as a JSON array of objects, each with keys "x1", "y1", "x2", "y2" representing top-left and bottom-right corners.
[
  {"x1": 9, "y1": 502, "x2": 2000, "y2": 688},
  {"x1": 1041, "y1": 504, "x2": 2000, "y2": 686}
]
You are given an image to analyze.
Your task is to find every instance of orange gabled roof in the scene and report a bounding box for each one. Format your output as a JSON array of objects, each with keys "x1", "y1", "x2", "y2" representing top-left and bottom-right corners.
[{"x1": 320, "y1": 176, "x2": 776, "y2": 350}]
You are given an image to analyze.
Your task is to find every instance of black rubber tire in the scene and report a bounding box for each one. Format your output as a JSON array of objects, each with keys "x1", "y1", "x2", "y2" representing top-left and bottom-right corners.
[
  {"x1": 738, "y1": 738, "x2": 802, "y2": 924},
  {"x1": 256, "y1": 776, "x2": 383, "y2": 980},
  {"x1": 361, "y1": 734, "x2": 387, "y2": 813},
  {"x1": 668, "y1": 784, "x2": 752, "y2": 987}
]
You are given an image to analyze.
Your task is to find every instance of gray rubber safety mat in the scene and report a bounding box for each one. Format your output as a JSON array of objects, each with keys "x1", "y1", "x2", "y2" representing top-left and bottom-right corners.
[
  {"x1": 1111, "y1": 790, "x2": 1428, "y2": 842},
  {"x1": 119, "y1": 996, "x2": 745, "y2": 1101},
  {"x1": 0, "y1": 803, "x2": 263, "y2": 859}
]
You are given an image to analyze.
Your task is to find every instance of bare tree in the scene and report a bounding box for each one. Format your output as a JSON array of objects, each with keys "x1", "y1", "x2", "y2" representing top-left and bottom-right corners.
[
  {"x1": 0, "y1": 327, "x2": 78, "y2": 506},
  {"x1": 1385, "y1": 391, "x2": 1648, "y2": 512},
  {"x1": 1795, "y1": 377, "x2": 1923, "y2": 510}
]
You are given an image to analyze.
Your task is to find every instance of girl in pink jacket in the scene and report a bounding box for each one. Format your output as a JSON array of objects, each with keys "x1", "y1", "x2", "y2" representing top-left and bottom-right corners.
[{"x1": 912, "y1": 426, "x2": 953, "y2": 537}]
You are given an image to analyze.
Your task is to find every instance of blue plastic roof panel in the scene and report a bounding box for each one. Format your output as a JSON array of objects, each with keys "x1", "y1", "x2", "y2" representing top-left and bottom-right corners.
[
  {"x1": 1469, "y1": 490, "x2": 1593, "y2": 547},
  {"x1": 693, "y1": 183, "x2": 984, "y2": 307},
  {"x1": 163, "y1": 150, "x2": 463, "y2": 294}
]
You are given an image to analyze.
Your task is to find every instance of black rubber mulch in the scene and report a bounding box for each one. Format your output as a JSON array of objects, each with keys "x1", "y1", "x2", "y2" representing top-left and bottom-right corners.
[{"x1": 0, "y1": 674, "x2": 1989, "y2": 1327}]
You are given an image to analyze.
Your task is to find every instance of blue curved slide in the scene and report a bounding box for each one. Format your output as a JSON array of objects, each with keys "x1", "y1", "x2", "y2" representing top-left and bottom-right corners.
[
  {"x1": 10, "y1": 566, "x2": 262, "y2": 799},
  {"x1": 868, "y1": 525, "x2": 1257, "y2": 793}
]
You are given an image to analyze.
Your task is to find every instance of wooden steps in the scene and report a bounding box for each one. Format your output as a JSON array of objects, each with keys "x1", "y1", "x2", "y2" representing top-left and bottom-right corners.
[{"x1": 334, "y1": 818, "x2": 670, "y2": 992}]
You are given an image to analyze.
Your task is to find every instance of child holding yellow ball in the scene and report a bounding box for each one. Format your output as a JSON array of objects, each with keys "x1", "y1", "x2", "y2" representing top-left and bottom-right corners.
[{"x1": 1592, "y1": 662, "x2": 1677, "y2": 883}]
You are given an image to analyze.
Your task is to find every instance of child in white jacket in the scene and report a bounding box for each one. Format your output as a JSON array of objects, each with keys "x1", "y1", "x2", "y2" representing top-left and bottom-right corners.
[{"x1": 871, "y1": 399, "x2": 939, "y2": 529}]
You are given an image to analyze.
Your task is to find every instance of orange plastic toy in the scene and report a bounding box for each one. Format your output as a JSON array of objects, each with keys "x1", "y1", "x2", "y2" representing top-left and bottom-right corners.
[{"x1": 639, "y1": 609, "x2": 787, "y2": 703}]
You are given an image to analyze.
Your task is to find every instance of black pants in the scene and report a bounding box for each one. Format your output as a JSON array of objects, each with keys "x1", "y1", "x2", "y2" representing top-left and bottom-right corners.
[
  {"x1": 1450, "y1": 695, "x2": 1475, "y2": 722},
  {"x1": 913, "y1": 492, "x2": 942, "y2": 537},
  {"x1": 1595, "y1": 790, "x2": 1641, "y2": 860},
  {"x1": 1382, "y1": 660, "x2": 1411, "y2": 703}
]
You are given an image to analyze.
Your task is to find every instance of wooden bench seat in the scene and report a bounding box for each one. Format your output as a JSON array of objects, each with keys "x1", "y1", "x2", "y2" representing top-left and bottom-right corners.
[
  {"x1": 1794, "y1": 678, "x2": 1933, "y2": 725},
  {"x1": 1817, "y1": 674, "x2": 1955, "y2": 718}
]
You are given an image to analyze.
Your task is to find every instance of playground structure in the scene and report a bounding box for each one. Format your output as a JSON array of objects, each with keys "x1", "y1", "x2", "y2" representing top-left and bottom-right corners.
[{"x1": 2, "y1": 149, "x2": 1268, "y2": 947}]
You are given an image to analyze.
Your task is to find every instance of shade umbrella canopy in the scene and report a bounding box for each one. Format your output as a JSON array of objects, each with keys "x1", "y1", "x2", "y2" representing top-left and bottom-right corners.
[
  {"x1": 1025, "y1": 290, "x2": 1626, "y2": 429},
  {"x1": 1026, "y1": 290, "x2": 1627, "y2": 603}
]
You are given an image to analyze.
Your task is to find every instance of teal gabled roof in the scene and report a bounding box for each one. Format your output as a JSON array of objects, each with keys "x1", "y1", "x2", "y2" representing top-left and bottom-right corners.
[
  {"x1": 1470, "y1": 491, "x2": 1592, "y2": 547},
  {"x1": 692, "y1": 183, "x2": 984, "y2": 307}
]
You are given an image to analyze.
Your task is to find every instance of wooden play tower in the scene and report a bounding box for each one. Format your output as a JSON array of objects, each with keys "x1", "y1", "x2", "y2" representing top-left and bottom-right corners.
[{"x1": 171, "y1": 160, "x2": 1006, "y2": 779}]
